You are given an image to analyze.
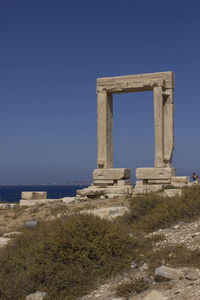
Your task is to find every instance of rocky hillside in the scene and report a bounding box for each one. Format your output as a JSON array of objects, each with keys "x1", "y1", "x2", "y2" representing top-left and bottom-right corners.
[{"x1": 1, "y1": 188, "x2": 200, "y2": 299}]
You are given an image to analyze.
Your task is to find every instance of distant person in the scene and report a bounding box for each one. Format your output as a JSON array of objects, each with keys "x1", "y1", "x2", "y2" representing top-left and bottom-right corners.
[
  {"x1": 196, "y1": 175, "x2": 200, "y2": 184},
  {"x1": 192, "y1": 173, "x2": 197, "y2": 182}
]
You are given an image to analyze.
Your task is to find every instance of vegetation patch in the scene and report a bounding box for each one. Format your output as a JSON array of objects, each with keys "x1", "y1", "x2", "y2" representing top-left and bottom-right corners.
[
  {"x1": 117, "y1": 186, "x2": 200, "y2": 233},
  {"x1": 0, "y1": 214, "x2": 136, "y2": 300},
  {"x1": 116, "y1": 278, "x2": 149, "y2": 298},
  {"x1": 1, "y1": 187, "x2": 200, "y2": 299}
]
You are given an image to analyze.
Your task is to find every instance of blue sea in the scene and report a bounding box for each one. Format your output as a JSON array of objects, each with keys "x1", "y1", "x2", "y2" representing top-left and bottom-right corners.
[{"x1": 0, "y1": 185, "x2": 88, "y2": 203}]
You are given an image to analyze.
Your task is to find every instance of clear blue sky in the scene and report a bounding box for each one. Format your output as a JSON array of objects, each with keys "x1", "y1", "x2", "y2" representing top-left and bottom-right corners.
[{"x1": 0, "y1": 0, "x2": 199, "y2": 184}]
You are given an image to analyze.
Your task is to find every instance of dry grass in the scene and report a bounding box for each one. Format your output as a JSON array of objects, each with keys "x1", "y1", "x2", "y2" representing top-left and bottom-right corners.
[
  {"x1": 116, "y1": 186, "x2": 200, "y2": 233},
  {"x1": 116, "y1": 278, "x2": 149, "y2": 297},
  {"x1": 1, "y1": 187, "x2": 200, "y2": 299}
]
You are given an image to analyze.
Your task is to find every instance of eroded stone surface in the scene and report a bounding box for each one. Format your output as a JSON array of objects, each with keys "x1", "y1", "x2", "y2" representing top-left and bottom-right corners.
[
  {"x1": 81, "y1": 206, "x2": 129, "y2": 220},
  {"x1": 171, "y1": 177, "x2": 190, "y2": 184},
  {"x1": 26, "y1": 291, "x2": 47, "y2": 300},
  {"x1": 93, "y1": 168, "x2": 130, "y2": 180},
  {"x1": 21, "y1": 192, "x2": 47, "y2": 200},
  {"x1": 136, "y1": 168, "x2": 176, "y2": 180},
  {"x1": 155, "y1": 266, "x2": 184, "y2": 280},
  {"x1": 164, "y1": 189, "x2": 182, "y2": 197},
  {"x1": 142, "y1": 290, "x2": 168, "y2": 300},
  {"x1": 0, "y1": 237, "x2": 10, "y2": 248},
  {"x1": 3, "y1": 231, "x2": 21, "y2": 238}
]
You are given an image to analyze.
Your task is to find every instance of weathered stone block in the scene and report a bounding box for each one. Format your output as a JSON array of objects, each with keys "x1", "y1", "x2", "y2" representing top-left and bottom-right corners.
[
  {"x1": 105, "y1": 186, "x2": 132, "y2": 194},
  {"x1": 62, "y1": 197, "x2": 76, "y2": 204},
  {"x1": 133, "y1": 187, "x2": 149, "y2": 194},
  {"x1": 135, "y1": 180, "x2": 144, "y2": 186},
  {"x1": 134, "y1": 184, "x2": 163, "y2": 194},
  {"x1": 77, "y1": 187, "x2": 104, "y2": 197},
  {"x1": 21, "y1": 192, "x2": 47, "y2": 200},
  {"x1": 136, "y1": 167, "x2": 176, "y2": 179},
  {"x1": 20, "y1": 199, "x2": 62, "y2": 206},
  {"x1": 94, "y1": 179, "x2": 114, "y2": 186},
  {"x1": 171, "y1": 176, "x2": 190, "y2": 184},
  {"x1": 148, "y1": 179, "x2": 171, "y2": 184},
  {"x1": 155, "y1": 265, "x2": 184, "y2": 280},
  {"x1": 117, "y1": 180, "x2": 132, "y2": 186},
  {"x1": 93, "y1": 168, "x2": 130, "y2": 180}
]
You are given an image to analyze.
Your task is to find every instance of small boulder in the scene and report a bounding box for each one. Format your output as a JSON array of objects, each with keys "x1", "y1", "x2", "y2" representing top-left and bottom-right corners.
[
  {"x1": 3, "y1": 232, "x2": 21, "y2": 238},
  {"x1": 186, "y1": 269, "x2": 200, "y2": 280},
  {"x1": 62, "y1": 197, "x2": 76, "y2": 204},
  {"x1": 142, "y1": 289, "x2": 168, "y2": 300},
  {"x1": 0, "y1": 237, "x2": 10, "y2": 248},
  {"x1": 81, "y1": 206, "x2": 129, "y2": 220},
  {"x1": 155, "y1": 266, "x2": 184, "y2": 281},
  {"x1": 26, "y1": 291, "x2": 47, "y2": 300},
  {"x1": 130, "y1": 261, "x2": 137, "y2": 269}
]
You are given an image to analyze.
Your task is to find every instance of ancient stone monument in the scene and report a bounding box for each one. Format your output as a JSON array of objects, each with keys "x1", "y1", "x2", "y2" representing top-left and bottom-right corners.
[{"x1": 77, "y1": 71, "x2": 190, "y2": 198}]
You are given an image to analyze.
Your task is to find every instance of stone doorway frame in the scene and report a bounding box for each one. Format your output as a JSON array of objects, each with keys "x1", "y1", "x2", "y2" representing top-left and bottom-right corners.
[{"x1": 96, "y1": 71, "x2": 175, "y2": 170}]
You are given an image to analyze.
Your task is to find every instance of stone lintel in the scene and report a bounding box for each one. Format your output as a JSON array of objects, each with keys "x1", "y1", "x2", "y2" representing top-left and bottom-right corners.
[
  {"x1": 136, "y1": 168, "x2": 176, "y2": 180},
  {"x1": 97, "y1": 72, "x2": 174, "y2": 94},
  {"x1": 21, "y1": 191, "x2": 47, "y2": 200},
  {"x1": 93, "y1": 168, "x2": 130, "y2": 180}
]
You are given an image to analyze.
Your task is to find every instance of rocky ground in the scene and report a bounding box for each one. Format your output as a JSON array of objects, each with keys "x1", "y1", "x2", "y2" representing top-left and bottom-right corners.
[
  {"x1": 1, "y1": 197, "x2": 200, "y2": 299},
  {"x1": 81, "y1": 217, "x2": 200, "y2": 300}
]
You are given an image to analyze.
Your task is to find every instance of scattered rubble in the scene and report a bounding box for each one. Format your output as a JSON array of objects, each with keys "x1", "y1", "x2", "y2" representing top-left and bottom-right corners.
[
  {"x1": 26, "y1": 291, "x2": 47, "y2": 300},
  {"x1": 155, "y1": 266, "x2": 184, "y2": 281},
  {"x1": 80, "y1": 206, "x2": 129, "y2": 220}
]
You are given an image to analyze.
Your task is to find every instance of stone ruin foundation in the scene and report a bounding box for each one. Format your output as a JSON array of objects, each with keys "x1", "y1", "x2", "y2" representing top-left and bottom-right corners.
[{"x1": 77, "y1": 71, "x2": 191, "y2": 199}]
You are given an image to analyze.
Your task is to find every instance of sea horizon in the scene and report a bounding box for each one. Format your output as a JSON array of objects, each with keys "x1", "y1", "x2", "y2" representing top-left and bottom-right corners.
[{"x1": 0, "y1": 184, "x2": 89, "y2": 203}]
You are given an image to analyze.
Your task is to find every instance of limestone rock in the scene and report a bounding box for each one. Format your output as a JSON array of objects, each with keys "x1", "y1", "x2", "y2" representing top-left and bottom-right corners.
[
  {"x1": 117, "y1": 180, "x2": 132, "y2": 186},
  {"x1": 21, "y1": 192, "x2": 47, "y2": 200},
  {"x1": 155, "y1": 265, "x2": 184, "y2": 280},
  {"x1": 61, "y1": 197, "x2": 76, "y2": 204},
  {"x1": 186, "y1": 269, "x2": 200, "y2": 280},
  {"x1": 77, "y1": 187, "x2": 104, "y2": 197},
  {"x1": 136, "y1": 168, "x2": 176, "y2": 180},
  {"x1": 0, "y1": 203, "x2": 9, "y2": 209},
  {"x1": 93, "y1": 168, "x2": 130, "y2": 180},
  {"x1": 148, "y1": 179, "x2": 171, "y2": 184},
  {"x1": 0, "y1": 237, "x2": 10, "y2": 248},
  {"x1": 130, "y1": 261, "x2": 137, "y2": 269},
  {"x1": 26, "y1": 291, "x2": 47, "y2": 300},
  {"x1": 164, "y1": 189, "x2": 181, "y2": 197},
  {"x1": 3, "y1": 231, "x2": 21, "y2": 238},
  {"x1": 81, "y1": 206, "x2": 129, "y2": 220},
  {"x1": 94, "y1": 179, "x2": 115, "y2": 186},
  {"x1": 171, "y1": 176, "x2": 190, "y2": 184},
  {"x1": 20, "y1": 198, "x2": 62, "y2": 206},
  {"x1": 133, "y1": 184, "x2": 163, "y2": 194},
  {"x1": 142, "y1": 289, "x2": 168, "y2": 300},
  {"x1": 135, "y1": 180, "x2": 144, "y2": 186}
]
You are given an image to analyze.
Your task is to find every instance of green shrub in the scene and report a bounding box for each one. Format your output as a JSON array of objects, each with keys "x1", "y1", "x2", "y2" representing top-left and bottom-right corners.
[
  {"x1": 118, "y1": 186, "x2": 200, "y2": 232},
  {"x1": 0, "y1": 214, "x2": 136, "y2": 300}
]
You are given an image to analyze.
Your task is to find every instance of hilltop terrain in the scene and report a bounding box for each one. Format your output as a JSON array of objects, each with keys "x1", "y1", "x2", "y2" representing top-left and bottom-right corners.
[{"x1": 1, "y1": 187, "x2": 200, "y2": 299}]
